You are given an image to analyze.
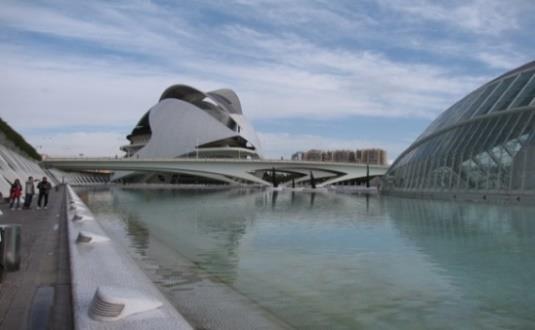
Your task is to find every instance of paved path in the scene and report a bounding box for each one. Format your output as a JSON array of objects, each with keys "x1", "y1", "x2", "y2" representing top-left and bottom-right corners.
[{"x1": 0, "y1": 185, "x2": 72, "y2": 330}]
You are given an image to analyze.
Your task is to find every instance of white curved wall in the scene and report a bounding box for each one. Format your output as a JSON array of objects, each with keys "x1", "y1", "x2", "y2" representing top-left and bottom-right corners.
[
  {"x1": 207, "y1": 89, "x2": 243, "y2": 114},
  {"x1": 48, "y1": 168, "x2": 109, "y2": 185},
  {"x1": 229, "y1": 113, "x2": 263, "y2": 155},
  {"x1": 0, "y1": 145, "x2": 51, "y2": 198},
  {"x1": 137, "y1": 98, "x2": 262, "y2": 158}
]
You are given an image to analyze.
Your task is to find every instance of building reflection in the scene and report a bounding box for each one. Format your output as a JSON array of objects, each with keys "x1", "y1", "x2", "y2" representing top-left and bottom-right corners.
[
  {"x1": 124, "y1": 213, "x2": 150, "y2": 256},
  {"x1": 384, "y1": 196, "x2": 535, "y2": 318},
  {"x1": 110, "y1": 188, "x2": 253, "y2": 285}
]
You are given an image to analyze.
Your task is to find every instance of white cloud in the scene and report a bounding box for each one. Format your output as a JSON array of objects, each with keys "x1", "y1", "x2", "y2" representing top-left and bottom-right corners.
[
  {"x1": 0, "y1": 0, "x2": 532, "y2": 159},
  {"x1": 476, "y1": 51, "x2": 529, "y2": 70},
  {"x1": 1, "y1": 61, "x2": 163, "y2": 129},
  {"x1": 0, "y1": 18, "x2": 490, "y2": 131},
  {"x1": 378, "y1": 0, "x2": 523, "y2": 35},
  {"x1": 27, "y1": 131, "x2": 125, "y2": 158}
]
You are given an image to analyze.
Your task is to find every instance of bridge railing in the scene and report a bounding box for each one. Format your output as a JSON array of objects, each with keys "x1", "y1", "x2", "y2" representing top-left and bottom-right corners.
[{"x1": 43, "y1": 157, "x2": 390, "y2": 168}]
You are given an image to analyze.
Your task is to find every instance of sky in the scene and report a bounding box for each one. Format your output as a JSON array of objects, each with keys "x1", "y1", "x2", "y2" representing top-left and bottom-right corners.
[{"x1": 1, "y1": 0, "x2": 534, "y2": 162}]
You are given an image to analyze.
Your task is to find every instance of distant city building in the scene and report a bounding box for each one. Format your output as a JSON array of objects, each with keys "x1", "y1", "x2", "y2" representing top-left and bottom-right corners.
[
  {"x1": 361, "y1": 149, "x2": 387, "y2": 165},
  {"x1": 322, "y1": 150, "x2": 333, "y2": 162},
  {"x1": 297, "y1": 148, "x2": 387, "y2": 165},
  {"x1": 333, "y1": 150, "x2": 352, "y2": 163},
  {"x1": 382, "y1": 61, "x2": 535, "y2": 201},
  {"x1": 304, "y1": 149, "x2": 323, "y2": 161},
  {"x1": 291, "y1": 151, "x2": 304, "y2": 161}
]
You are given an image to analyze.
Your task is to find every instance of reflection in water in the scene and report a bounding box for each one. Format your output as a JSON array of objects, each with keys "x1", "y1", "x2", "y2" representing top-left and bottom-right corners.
[
  {"x1": 109, "y1": 188, "x2": 254, "y2": 285},
  {"x1": 271, "y1": 190, "x2": 278, "y2": 209},
  {"x1": 384, "y1": 197, "x2": 535, "y2": 326},
  {"x1": 81, "y1": 188, "x2": 535, "y2": 329},
  {"x1": 125, "y1": 214, "x2": 149, "y2": 256}
]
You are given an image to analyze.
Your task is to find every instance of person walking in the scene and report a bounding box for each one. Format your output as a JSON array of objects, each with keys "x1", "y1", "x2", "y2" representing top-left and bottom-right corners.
[
  {"x1": 37, "y1": 177, "x2": 52, "y2": 210},
  {"x1": 9, "y1": 179, "x2": 22, "y2": 210},
  {"x1": 23, "y1": 176, "x2": 36, "y2": 209}
]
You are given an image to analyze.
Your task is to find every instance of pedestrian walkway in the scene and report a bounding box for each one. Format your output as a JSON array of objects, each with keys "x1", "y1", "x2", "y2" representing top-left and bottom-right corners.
[{"x1": 0, "y1": 185, "x2": 72, "y2": 330}]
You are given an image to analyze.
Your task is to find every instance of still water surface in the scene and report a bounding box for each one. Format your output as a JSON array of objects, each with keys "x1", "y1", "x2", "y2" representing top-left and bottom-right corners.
[{"x1": 79, "y1": 187, "x2": 535, "y2": 329}]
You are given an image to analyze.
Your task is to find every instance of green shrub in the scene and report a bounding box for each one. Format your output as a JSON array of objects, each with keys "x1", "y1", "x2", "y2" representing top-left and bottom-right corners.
[{"x1": 0, "y1": 117, "x2": 41, "y2": 161}]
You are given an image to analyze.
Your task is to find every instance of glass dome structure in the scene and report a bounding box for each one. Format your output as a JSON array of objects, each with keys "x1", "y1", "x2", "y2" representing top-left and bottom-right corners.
[{"x1": 382, "y1": 61, "x2": 535, "y2": 201}]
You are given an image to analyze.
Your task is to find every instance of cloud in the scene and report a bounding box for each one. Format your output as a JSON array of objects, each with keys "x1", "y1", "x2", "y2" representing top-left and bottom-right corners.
[
  {"x1": 0, "y1": 0, "x2": 532, "y2": 159},
  {"x1": 27, "y1": 131, "x2": 125, "y2": 158},
  {"x1": 475, "y1": 51, "x2": 529, "y2": 69},
  {"x1": 0, "y1": 21, "x2": 490, "y2": 132},
  {"x1": 377, "y1": 0, "x2": 524, "y2": 35}
]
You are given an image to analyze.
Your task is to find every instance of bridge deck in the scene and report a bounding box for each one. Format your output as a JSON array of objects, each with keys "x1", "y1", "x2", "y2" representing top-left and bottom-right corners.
[{"x1": 43, "y1": 158, "x2": 388, "y2": 187}]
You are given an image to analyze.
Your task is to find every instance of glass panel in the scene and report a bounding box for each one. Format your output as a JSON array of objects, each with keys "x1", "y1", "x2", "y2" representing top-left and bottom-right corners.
[
  {"x1": 518, "y1": 113, "x2": 535, "y2": 143},
  {"x1": 407, "y1": 165, "x2": 414, "y2": 189},
  {"x1": 502, "y1": 157, "x2": 512, "y2": 190},
  {"x1": 449, "y1": 124, "x2": 472, "y2": 158},
  {"x1": 501, "y1": 147, "x2": 513, "y2": 166},
  {"x1": 418, "y1": 160, "x2": 427, "y2": 189},
  {"x1": 524, "y1": 144, "x2": 535, "y2": 190},
  {"x1": 493, "y1": 70, "x2": 534, "y2": 111},
  {"x1": 511, "y1": 146, "x2": 528, "y2": 190},
  {"x1": 437, "y1": 90, "x2": 482, "y2": 130},
  {"x1": 424, "y1": 158, "x2": 433, "y2": 188},
  {"x1": 436, "y1": 166, "x2": 453, "y2": 189},
  {"x1": 433, "y1": 131, "x2": 451, "y2": 155},
  {"x1": 478, "y1": 118, "x2": 501, "y2": 153},
  {"x1": 461, "y1": 158, "x2": 481, "y2": 190},
  {"x1": 504, "y1": 139, "x2": 522, "y2": 156},
  {"x1": 512, "y1": 76, "x2": 535, "y2": 108},
  {"x1": 491, "y1": 113, "x2": 520, "y2": 147},
  {"x1": 412, "y1": 162, "x2": 421, "y2": 189},
  {"x1": 474, "y1": 76, "x2": 515, "y2": 117},
  {"x1": 464, "y1": 82, "x2": 498, "y2": 119},
  {"x1": 518, "y1": 133, "x2": 530, "y2": 146},
  {"x1": 402, "y1": 166, "x2": 410, "y2": 189},
  {"x1": 452, "y1": 134, "x2": 471, "y2": 189},
  {"x1": 452, "y1": 90, "x2": 483, "y2": 123},
  {"x1": 488, "y1": 146, "x2": 503, "y2": 190},
  {"x1": 467, "y1": 119, "x2": 494, "y2": 159},
  {"x1": 475, "y1": 151, "x2": 494, "y2": 189}
]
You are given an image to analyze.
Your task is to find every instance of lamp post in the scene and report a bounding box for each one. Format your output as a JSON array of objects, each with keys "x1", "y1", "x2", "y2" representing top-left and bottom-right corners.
[{"x1": 366, "y1": 163, "x2": 370, "y2": 188}]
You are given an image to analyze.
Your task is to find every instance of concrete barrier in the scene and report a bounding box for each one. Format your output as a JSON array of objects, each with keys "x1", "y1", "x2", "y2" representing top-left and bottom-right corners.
[{"x1": 65, "y1": 185, "x2": 192, "y2": 329}]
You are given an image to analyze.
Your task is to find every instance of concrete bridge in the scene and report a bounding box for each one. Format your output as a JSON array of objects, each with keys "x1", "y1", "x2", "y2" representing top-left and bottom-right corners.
[{"x1": 42, "y1": 158, "x2": 388, "y2": 187}]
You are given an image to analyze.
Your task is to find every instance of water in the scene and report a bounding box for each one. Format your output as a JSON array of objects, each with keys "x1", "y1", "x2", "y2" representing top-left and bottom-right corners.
[{"x1": 78, "y1": 187, "x2": 535, "y2": 329}]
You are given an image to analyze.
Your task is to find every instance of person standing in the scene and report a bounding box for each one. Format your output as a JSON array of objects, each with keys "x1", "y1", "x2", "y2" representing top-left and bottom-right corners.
[
  {"x1": 37, "y1": 177, "x2": 52, "y2": 210},
  {"x1": 9, "y1": 179, "x2": 22, "y2": 210},
  {"x1": 23, "y1": 176, "x2": 35, "y2": 209}
]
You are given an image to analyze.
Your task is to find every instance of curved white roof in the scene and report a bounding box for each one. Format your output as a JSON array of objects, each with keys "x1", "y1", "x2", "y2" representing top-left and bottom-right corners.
[{"x1": 123, "y1": 84, "x2": 262, "y2": 160}]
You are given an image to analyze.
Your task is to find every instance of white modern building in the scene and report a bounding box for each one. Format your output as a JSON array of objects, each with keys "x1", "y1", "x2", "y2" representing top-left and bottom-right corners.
[{"x1": 115, "y1": 85, "x2": 263, "y2": 183}]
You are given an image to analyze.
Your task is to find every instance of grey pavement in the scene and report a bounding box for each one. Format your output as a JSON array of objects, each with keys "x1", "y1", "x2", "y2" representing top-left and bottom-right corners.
[{"x1": 0, "y1": 185, "x2": 72, "y2": 330}]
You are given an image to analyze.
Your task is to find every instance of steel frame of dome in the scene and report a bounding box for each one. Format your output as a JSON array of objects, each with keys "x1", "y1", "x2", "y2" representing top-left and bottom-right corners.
[{"x1": 382, "y1": 61, "x2": 535, "y2": 202}]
